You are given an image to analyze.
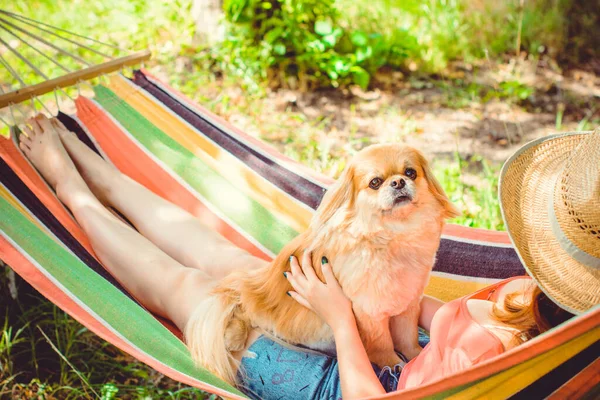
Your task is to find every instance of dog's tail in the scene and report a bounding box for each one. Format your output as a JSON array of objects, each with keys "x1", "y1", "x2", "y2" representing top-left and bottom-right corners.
[{"x1": 185, "y1": 292, "x2": 240, "y2": 385}]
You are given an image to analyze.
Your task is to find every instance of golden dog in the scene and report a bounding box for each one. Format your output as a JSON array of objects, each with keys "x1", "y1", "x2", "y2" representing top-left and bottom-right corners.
[{"x1": 185, "y1": 144, "x2": 459, "y2": 384}]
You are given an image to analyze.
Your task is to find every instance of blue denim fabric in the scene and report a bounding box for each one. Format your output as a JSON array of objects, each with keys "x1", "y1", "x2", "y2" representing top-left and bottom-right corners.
[{"x1": 237, "y1": 328, "x2": 431, "y2": 400}]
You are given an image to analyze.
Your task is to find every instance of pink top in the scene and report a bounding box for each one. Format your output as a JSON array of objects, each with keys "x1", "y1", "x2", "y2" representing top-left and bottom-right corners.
[{"x1": 397, "y1": 276, "x2": 529, "y2": 391}]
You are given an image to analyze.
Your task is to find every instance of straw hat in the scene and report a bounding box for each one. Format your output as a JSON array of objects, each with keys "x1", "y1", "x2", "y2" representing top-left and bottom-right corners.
[{"x1": 499, "y1": 128, "x2": 600, "y2": 314}]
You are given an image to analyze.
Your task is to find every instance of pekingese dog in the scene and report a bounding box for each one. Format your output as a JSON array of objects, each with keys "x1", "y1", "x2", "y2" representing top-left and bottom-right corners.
[{"x1": 186, "y1": 144, "x2": 459, "y2": 384}]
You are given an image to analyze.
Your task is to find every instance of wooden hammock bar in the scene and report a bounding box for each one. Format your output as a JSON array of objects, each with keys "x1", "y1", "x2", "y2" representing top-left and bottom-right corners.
[{"x1": 0, "y1": 50, "x2": 151, "y2": 109}]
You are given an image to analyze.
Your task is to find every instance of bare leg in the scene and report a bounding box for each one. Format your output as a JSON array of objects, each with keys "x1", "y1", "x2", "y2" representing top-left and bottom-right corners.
[
  {"x1": 19, "y1": 115, "x2": 210, "y2": 330},
  {"x1": 52, "y1": 118, "x2": 266, "y2": 279}
]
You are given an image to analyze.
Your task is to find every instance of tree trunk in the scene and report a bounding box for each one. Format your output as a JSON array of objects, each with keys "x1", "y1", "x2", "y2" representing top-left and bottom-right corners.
[{"x1": 192, "y1": 0, "x2": 225, "y2": 44}]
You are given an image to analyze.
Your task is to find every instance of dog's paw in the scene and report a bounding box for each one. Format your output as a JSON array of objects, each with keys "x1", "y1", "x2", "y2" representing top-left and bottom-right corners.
[
  {"x1": 224, "y1": 317, "x2": 249, "y2": 352},
  {"x1": 403, "y1": 344, "x2": 423, "y2": 361},
  {"x1": 371, "y1": 351, "x2": 403, "y2": 368}
]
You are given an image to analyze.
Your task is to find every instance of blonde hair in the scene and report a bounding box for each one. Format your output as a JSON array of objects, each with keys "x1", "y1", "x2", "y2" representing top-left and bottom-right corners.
[{"x1": 492, "y1": 286, "x2": 574, "y2": 346}]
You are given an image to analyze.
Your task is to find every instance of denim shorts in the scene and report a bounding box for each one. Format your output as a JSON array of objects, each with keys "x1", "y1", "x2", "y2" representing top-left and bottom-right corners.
[{"x1": 237, "y1": 329, "x2": 431, "y2": 400}]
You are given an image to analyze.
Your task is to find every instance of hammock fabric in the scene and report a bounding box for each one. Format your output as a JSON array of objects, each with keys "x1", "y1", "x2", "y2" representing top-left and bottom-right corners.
[{"x1": 0, "y1": 70, "x2": 598, "y2": 400}]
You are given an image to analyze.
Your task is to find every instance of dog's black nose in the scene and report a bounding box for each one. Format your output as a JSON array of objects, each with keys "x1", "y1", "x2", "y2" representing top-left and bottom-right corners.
[{"x1": 391, "y1": 178, "x2": 406, "y2": 189}]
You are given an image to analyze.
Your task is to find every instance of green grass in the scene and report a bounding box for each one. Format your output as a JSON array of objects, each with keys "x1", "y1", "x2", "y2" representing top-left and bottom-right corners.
[
  {"x1": 0, "y1": 265, "x2": 213, "y2": 400},
  {"x1": 435, "y1": 155, "x2": 503, "y2": 230}
]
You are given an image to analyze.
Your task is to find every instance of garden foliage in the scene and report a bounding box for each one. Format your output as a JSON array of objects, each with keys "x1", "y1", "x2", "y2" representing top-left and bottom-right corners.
[
  {"x1": 220, "y1": 0, "x2": 416, "y2": 90},
  {"x1": 218, "y1": 0, "x2": 584, "y2": 91}
]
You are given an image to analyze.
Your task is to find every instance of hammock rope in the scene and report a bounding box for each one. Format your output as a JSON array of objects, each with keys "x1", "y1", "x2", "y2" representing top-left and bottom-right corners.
[
  {"x1": 0, "y1": 9, "x2": 150, "y2": 110},
  {"x1": 0, "y1": 9, "x2": 598, "y2": 400},
  {"x1": 0, "y1": 16, "x2": 93, "y2": 66},
  {"x1": 0, "y1": 20, "x2": 73, "y2": 73},
  {"x1": 0, "y1": 52, "x2": 26, "y2": 86},
  {"x1": 0, "y1": 35, "x2": 49, "y2": 79},
  {"x1": 0, "y1": 9, "x2": 127, "y2": 52}
]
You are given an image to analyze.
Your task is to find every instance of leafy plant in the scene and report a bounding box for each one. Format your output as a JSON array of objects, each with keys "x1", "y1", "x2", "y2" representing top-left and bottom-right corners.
[
  {"x1": 219, "y1": 0, "x2": 417, "y2": 90},
  {"x1": 484, "y1": 80, "x2": 534, "y2": 104},
  {"x1": 0, "y1": 314, "x2": 28, "y2": 379}
]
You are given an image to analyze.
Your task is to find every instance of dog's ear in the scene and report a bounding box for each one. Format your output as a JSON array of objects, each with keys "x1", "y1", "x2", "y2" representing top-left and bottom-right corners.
[
  {"x1": 417, "y1": 152, "x2": 460, "y2": 219},
  {"x1": 311, "y1": 164, "x2": 356, "y2": 228}
]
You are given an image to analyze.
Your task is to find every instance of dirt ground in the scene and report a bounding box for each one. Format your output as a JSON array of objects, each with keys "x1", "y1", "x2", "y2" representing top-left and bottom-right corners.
[
  {"x1": 167, "y1": 57, "x2": 598, "y2": 176},
  {"x1": 4, "y1": 57, "x2": 598, "y2": 177}
]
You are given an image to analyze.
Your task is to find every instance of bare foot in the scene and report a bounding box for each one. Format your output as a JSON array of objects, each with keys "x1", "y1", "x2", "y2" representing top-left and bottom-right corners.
[
  {"x1": 19, "y1": 115, "x2": 85, "y2": 200},
  {"x1": 49, "y1": 117, "x2": 119, "y2": 205}
]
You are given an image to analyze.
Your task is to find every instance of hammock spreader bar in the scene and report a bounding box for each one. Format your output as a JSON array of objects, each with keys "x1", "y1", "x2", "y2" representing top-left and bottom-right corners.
[{"x1": 1, "y1": 70, "x2": 598, "y2": 400}]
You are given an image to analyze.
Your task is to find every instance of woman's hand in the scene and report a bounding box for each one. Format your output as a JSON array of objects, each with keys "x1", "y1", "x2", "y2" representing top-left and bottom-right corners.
[
  {"x1": 285, "y1": 252, "x2": 354, "y2": 332},
  {"x1": 287, "y1": 253, "x2": 386, "y2": 398}
]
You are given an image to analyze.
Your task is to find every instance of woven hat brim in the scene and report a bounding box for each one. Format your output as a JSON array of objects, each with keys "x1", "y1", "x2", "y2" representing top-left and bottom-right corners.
[{"x1": 499, "y1": 131, "x2": 600, "y2": 314}]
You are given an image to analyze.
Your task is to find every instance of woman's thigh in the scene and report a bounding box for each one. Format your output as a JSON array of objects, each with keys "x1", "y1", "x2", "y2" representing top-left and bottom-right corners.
[{"x1": 104, "y1": 173, "x2": 268, "y2": 278}]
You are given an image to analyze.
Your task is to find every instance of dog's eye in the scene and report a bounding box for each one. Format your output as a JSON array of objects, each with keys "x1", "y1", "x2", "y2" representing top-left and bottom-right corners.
[
  {"x1": 405, "y1": 168, "x2": 417, "y2": 180},
  {"x1": 369, "y1": 177, "x2": 383, "y2": 190}
]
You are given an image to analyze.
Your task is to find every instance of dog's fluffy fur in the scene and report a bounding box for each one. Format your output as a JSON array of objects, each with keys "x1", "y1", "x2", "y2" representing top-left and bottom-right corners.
[{"x1": 185, "y1": 144, "x2": 459, "y2": 384}]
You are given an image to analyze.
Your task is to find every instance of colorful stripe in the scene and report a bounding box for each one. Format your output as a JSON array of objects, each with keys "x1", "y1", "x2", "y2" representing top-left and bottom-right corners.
[
  {"x1": 133, "y1": 71, "x2": 326, "y2": 212},
  {"x1": 108, "y1": 75, "x2": 313, "y2": 234},
  {"x1": 1, "y1": 69, "x2": 598, "y2": 399},
  {"x1": 546, "y1": 355, "x2": 600, "y2": 399},
  {"x1": 0, "y1": 174, "x2": 245, "y2": 399},
  {"x1": 91, "y1": 84, "x2": 297, "y2": 256},
  {"x1": 128, "y1": 72, "x2": 526, "y2": 284},
  {"x1": 74, "y1": 96, "x2": 272, "y2": 261},
  {"x1": 137, "y1": 69, "x2": 333, "y2": 189},
  {"x1": 445, "y1": 329, "x2": 599, "y2": 399},
  {"x1": 514, "y1": 340, "x2": 600, "y2": 399}
]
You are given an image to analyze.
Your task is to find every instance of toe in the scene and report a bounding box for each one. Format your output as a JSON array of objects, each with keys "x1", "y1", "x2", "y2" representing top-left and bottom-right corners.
[
  {"x1": 25, "y1": 119, "x2": 37, "y2": 138},
  {"x1": 21, "y1": 125, "x2": 34, "y2": 141},
  {"x1": 37, "y1": 115, "x2": 54, "y2": 133},
  {"x1": 19, "y1": 139, "x2": 30, "y2": 154},
  {"x1": 50, "y1": 118, "x2": 67, "y2": 131},
  {"x1": 51, "y1": 118, "x2": 72, "y2": 138},
  {"x1": 19, "y1": 132, "x2": 32, "y2": 146},
  {"x1": 29, "y1": 117, "x2": 43, "y2": 137}
]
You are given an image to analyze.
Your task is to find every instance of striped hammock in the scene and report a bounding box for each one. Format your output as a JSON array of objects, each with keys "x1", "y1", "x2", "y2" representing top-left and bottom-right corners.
[{"x1": 0, "y1": 70, "x2": 598, "y2": 399}]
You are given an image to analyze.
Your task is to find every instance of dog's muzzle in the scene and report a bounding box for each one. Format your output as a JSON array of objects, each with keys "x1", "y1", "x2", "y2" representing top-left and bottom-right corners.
[
  {"x1": 383, "y1": 182, "x2": 414, "y2": 210},
  {"x1": 393, "y1": 191, "x2": 413, "y2": 206}
]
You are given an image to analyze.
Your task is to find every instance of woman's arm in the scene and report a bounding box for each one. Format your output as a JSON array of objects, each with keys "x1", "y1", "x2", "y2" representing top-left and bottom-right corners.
[
  {"x1": 332, "y1": 314, "x2": 386, "y2": 398},
  {"x1": 286, "y1": 253, "x2": 385, "y2": 399},
  {"x1": 418, "y1": 295, "x2": 444, "y2": 332}
]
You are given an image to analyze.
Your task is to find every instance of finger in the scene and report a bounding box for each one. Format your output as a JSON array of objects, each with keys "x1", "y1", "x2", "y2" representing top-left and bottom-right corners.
[
  {"x1": 300, "y1": 251, "x2": 318, "y2": 281},
  {"x1": 285, "y1": 270, "x2": 305, "y2": 294},
  {"x1": 287, "y1": 256, "x2": 307, "y2": 288},
  {"x1": 289, "y1": 256, "x2": 307, "y2": 282},
  {"x1": 287, "y1": 291, "x2": 313, "y2": 310},
  {"x1": 322, "y1": 261, "x2": 342, "y2": 289}
]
